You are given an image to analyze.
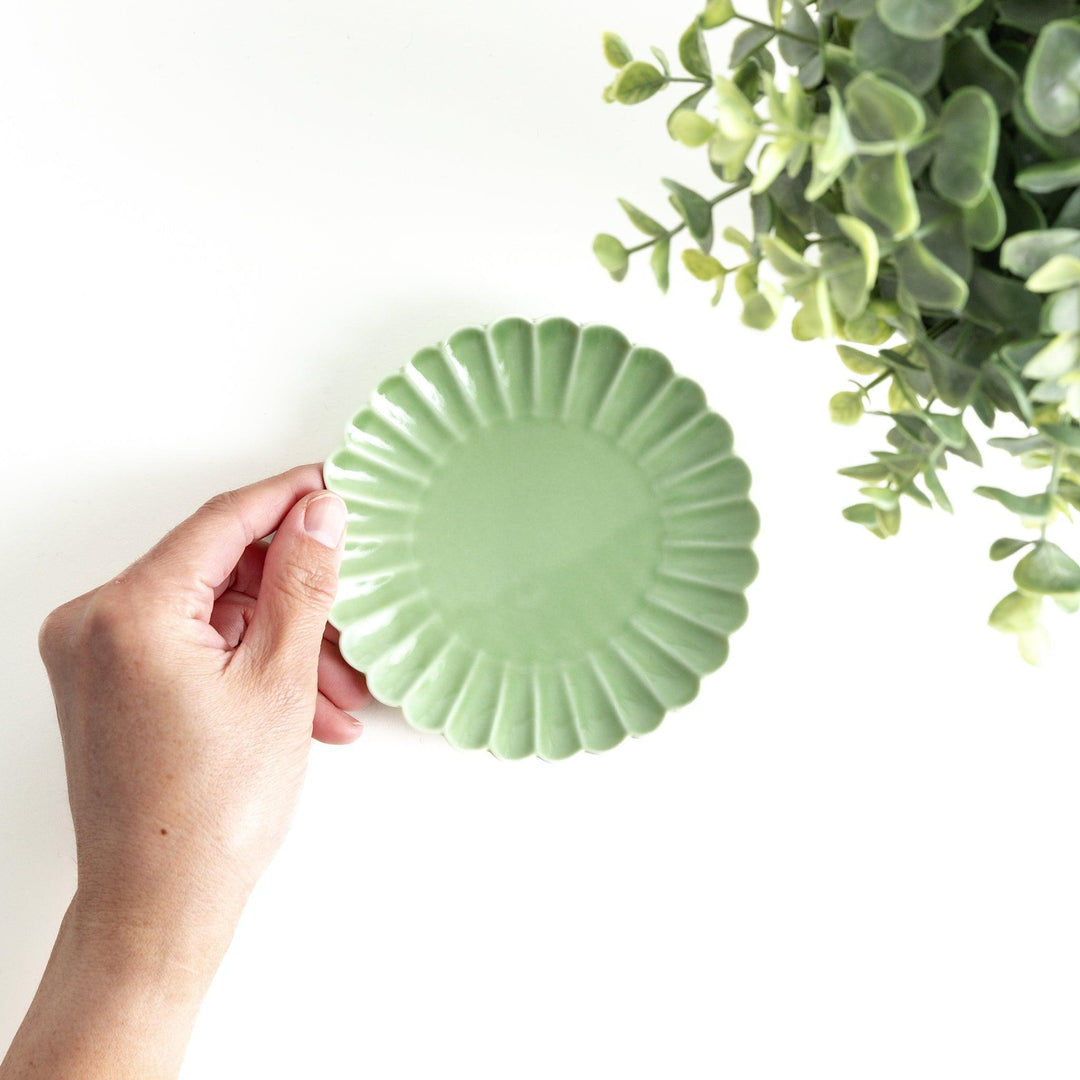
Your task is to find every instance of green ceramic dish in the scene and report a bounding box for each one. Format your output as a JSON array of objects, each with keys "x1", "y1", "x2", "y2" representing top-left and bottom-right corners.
[{"x1": 324, "y1": 316, "x2": 758, "y2": 759}]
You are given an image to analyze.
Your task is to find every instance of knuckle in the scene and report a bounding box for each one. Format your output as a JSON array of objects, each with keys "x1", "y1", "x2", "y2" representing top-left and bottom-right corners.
[
  {"x1": 38, "y1": 603, "x2": 76, "y2": 663},
  {"x1": 202, "y1": 488, "x2": 242, "y2": 518},
  {"x1": 276, "y1": 557, "x2": 338, "y2": 609}
]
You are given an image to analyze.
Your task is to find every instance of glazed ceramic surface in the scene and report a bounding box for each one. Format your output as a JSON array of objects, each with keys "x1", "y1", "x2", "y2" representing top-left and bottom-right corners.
[{"x1": 325, "y1": 316, "x2": 758, "y2": 759}]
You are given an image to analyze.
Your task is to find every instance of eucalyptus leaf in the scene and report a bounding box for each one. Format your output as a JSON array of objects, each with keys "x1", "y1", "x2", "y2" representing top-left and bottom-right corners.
[
  {"x1": 594, "y1": 234, "x2": 629, "y2": 278},
  {"x1": 877, "y1": 0, "x2": 982, "y2": 40},
  {"x1": 1026, "y1": 255, "x2": 1080, "y2": 293},
  {"x1": 975, "y1": 486, "x2": 1052, "y2": 520},
  {"x1": 1014, "y1": 541, "x2": 1080, "y2": 595},
  {"x1": 852, "y1": 13, "x2": 942, "y2": 95},
  {"x1": 894, "y1": 238, "x2": 970, "y2": 311},
  {"x1": 702, "y1": 0, "x2": 735, "y2": 28},
  {"x1": 988, "y1": 590, "x2": 1043, "y2": 633},
  {"x1": 1016, "y1": 159, "x2": 1080, "y2": 196},
  {"x1": 613, "y1": 62, "x2": 667, "y2": 105},
  {"x1": 602, "y1": 32, "x2": 633, "y2": 69},
  {"x1": 845, "y1": 72, "x2": 925, "y2": 144},
  {"x1": 651, "y1": 235, "x2": 671, "y2": 293},
  {"x1": 852, "y1": 153, "x2": 920, "y2": 239},
  {"x1": 663, "y1": 179, "x2": 714, "y2": 249},
  {"x1": 962, "y1": 184, "x2": 1007, "y2": 251},
  {"x1": 943, "y1": 30, "x2": 1019, "y2": 114},
  {"x1": 618, "y1": 199, "x2": 666, "y2": 238},
  {"x1": 1024, "y1": 20, "x2": 1080, "y2": 137},
  {"x1": 678, "y1": 20, "x2": 711, "y2": 80},
  {"x1": 930, "y1": 87, "x2": 999, "y2": 208},
  {"x1": 731, "y1": 24, "x2": 775, "y2": 68},
  {"x1": 989, "y1": 538, "x2": 1031, "y2": 561}
]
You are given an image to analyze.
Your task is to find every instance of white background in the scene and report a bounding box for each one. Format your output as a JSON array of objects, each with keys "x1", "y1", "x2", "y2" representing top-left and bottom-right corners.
[{"x1": 2, "y1": 2, "x2": 1079, "y2": 1077}]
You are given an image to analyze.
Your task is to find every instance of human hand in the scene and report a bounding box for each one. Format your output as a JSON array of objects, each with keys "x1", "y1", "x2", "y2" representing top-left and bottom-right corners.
[{"x1": 2, "y1": 465, "x2": 371, "y2": 1079}]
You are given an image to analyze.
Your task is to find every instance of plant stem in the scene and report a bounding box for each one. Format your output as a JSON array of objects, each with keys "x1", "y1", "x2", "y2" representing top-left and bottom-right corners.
[
  {"x1": 624, "y1": 179, "x2": 752, "y2": 256},
  {"x1": 732, "y1": 11, "x2": 819, "y2": 47},
  {"x1": 1042, "y1": 446, "x2": 1064, "y2": 540}
]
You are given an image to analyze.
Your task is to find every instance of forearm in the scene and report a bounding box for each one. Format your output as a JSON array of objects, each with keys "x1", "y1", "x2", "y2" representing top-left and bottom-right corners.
[{"x1": 0, "y1": 894, "x2": 231, "y2": 1079}]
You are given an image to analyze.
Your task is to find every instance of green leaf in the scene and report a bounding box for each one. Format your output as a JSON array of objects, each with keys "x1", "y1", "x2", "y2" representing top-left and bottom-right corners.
[
  {"x1": 806, "y1": 89, "x2": 856, "y2": 201},
  {"x1": 918, "y1": 338, "x2": 979, "y2": 407},
  {"x1": 1017, "y1": 159, "x2": 1080, "y2": 196},
  {"x1": 594, "y1": 234, "x2": 629, "y2": 278},
  {"x1": 670, "y1": 109, "x2": 716, "y2": 147},
  {"x1": 613, "y1": 61, "x2": 667, "y2": 105},
  {"x1": 678, "y1": 20, "x2": 711, "y2": 79},
  {"x1": 1042, "y1": 287, "x2": 1080, "y2": 335},
  {"x1": 966, "y1": 269, "x2": 1043, "y2": 338},
  {"x1": 1024, "y1": 333, "x2": 1080, "y2": 380},
  {"x1": 1027, "y1": 255, "x2": 1080, "y2": 294},
  {"x1": 838, "y1": 344, "x2": 884, "y2": 375},
  {"x1": 741, "y1": 287, "x2": 782, "y2": 330},
  {"x1": 820, "y1": 240, "x2": 868, "y2": 321},
  {"x1": 651, "y1": 47, "x2": 671, "y2": 77},
  {"x1": 924, "y1": 411, "x2": 967, "y2": 448},
  {"x1": 650, "y1": 235, "x2": 671, "y2": 293},
  {"x1": 1000, "y1": 230, "x2": 1080, "y2": 280},
  {"x1": 877, "y1": 0, "x2": 982, "y2": 40},
  {"x1": 845, "y1": 72, "x2": 925, "y2": 144},
  {"x1": 842, "y1": 502, "x2": 878, "y2": 527},
  {"x1": 893, "y1": 239, "x2": 969, "y2": 312},
  {"x1": 859, "y1": 485, "x2": 898, "y2": 510},
  {"x1": 602, "y1": 32, "x2": 633, "y2": 69},
  {"x1": 682, "y1": 248, "x2": 723, "y2": 281},
  {"x1": 963, "y1": 184, "x2": 1007, "y2": 251},
  {"x1": 761, "y1": 235, "x2": 810, "y2": 277},
  {"x1": 709, "y1": 77, "x2": 761, "y2": 181},
  {"x1": 975, "y1": 486, "x2": 1052, "y2": 520},
  {"x1": 663, "y1": 179, "x2": 713, "y2": 249},
  {"x1": 779, "y1": 0, "x2": 819, "y2": 70},
  {"x1": 839, "y1": 462, "x2": 891, "y2": 481},
  {"x1": 731, "y1": 24, "x2": 774, "y2": 68},
  {"x1": 989, "y1": 538, "x2": 1031, "y2": 562},
  {"x1": 617, "y1": 199, "x2": 666, "y2": 238},
  {"x1": 853, "y1": 154, "x2": 920, "y2": 240},
  {"x1": 998, "y1": 0, "x2": 1076, "y2": 34},
  {"x1": 830, "y1": 390, "x2": 865, "y2": 425},
  {"x1": 842, "y1": 310, "x2": 892, "y2": 345},
  {"x1": 923, "y1": 466, "x2": 953, "y2": 513},
  {"x1": 943, "y1": 30, "x2": 1020, "y2": 115},
  {"x1": 1040, "y1": 423, "x2": 1080, "y2": 451},
  {"x1": 852, "y1": 12, "x2": 943, "y2": 95},
  {"x1": 1024, "y1": 20, "x2": 1080, "y2": 137},
  {"x1": 1014, "y1": 541, "x2": 1080, "y2": 595},
  {"x1": 702, "y1": 0, "x2": 735, "y2": 29},
  {"x1": 667, "y1": 87, "x2": 710, "y2": 139},
  {"x1": 930, "y1": 87, "x2": 998, "y2": 209},
  {"x1": 1054, "y1": 592, "x2": 1080, "y2": 614},
  {"x1": 837, "y1": 214, "x2": 880, "y2": 288},
  {"x1": 792, "y1": 276, "x2": 837, "y2": 341},
  {"x1": 987, "y1": 435, "x2": 1051, "y2": 457},
  {"x1": 822, "y1": 0, "x2": 875, "y2": 13},
  {"x1": 1018, "y1": 625, "x2": 1051, "y2": 666},
  {"x1": 988, "y1": 590, "x2": 1043, "y2": 634}
]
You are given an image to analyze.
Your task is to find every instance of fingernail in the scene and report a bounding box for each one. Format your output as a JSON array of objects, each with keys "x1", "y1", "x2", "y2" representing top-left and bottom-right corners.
[{"x1": 304, "y1": 494, "x2": 347, "y2": 548}]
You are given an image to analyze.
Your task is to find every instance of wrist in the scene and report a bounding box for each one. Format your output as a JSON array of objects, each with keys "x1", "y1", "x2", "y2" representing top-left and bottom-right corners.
[{"x1": 0, "y1": 896, "x2": 232, "y2": 1079}]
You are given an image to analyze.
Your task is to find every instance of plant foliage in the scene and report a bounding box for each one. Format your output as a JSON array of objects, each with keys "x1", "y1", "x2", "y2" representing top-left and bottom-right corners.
[{"x1": 596, "y1": 0, "x2": 1080, "y2": 663}]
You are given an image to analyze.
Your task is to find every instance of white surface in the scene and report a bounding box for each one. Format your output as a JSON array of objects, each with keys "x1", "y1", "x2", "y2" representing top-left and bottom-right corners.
[{"x1": 2, "y1": 2, "x2": 1079, "y2": 1077}]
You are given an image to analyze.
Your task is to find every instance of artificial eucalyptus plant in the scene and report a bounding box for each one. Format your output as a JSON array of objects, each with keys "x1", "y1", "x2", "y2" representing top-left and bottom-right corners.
[{"x1": 593, "y1": 0, "x2": 1080, "y2": 662}]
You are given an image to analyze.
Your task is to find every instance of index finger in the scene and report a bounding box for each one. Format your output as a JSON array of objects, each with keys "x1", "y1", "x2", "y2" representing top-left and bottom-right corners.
[{"x1": 134, "y1": 464, "x2": 327, "y2": 618}]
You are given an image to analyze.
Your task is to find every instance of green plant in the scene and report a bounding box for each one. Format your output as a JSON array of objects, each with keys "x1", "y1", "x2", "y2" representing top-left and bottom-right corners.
[{"x1": 594, "y1": 0, "x2": 1080, "y2": 662}]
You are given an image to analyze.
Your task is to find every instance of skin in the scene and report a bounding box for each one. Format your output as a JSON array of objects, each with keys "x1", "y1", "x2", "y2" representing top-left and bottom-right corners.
[{"x1": 0, "y1": 465, "x2": 371, "y2": 1079}]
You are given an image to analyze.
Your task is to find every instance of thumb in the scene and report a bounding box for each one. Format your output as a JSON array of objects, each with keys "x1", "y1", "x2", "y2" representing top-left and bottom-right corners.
[{"x1": 241, "y1": 491, "x2": 346, "y2": 674}]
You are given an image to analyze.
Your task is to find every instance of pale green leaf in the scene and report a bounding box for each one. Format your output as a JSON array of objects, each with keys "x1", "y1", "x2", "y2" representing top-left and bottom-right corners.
[
  {"x1": 1024, "y1": 20, "x2": 1080, "y2": 137},
  {"x1": 931, "y1": 87, "x2": 999, "y2": 209},
  {"x1": 613, "y1": 61, "x2": 667, "y2": 105},
  {"x1": 602, "y1": 32, "x2": 633, "y2": 69},
  {"x1": 988, "y1": 590, "x2": 1043, "y2": 634}
]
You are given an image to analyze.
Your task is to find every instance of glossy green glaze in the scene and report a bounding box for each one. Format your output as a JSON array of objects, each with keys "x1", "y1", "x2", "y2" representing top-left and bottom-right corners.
[{"x1": 325, "y1": 316, "x2": 758, "y2": 759}]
